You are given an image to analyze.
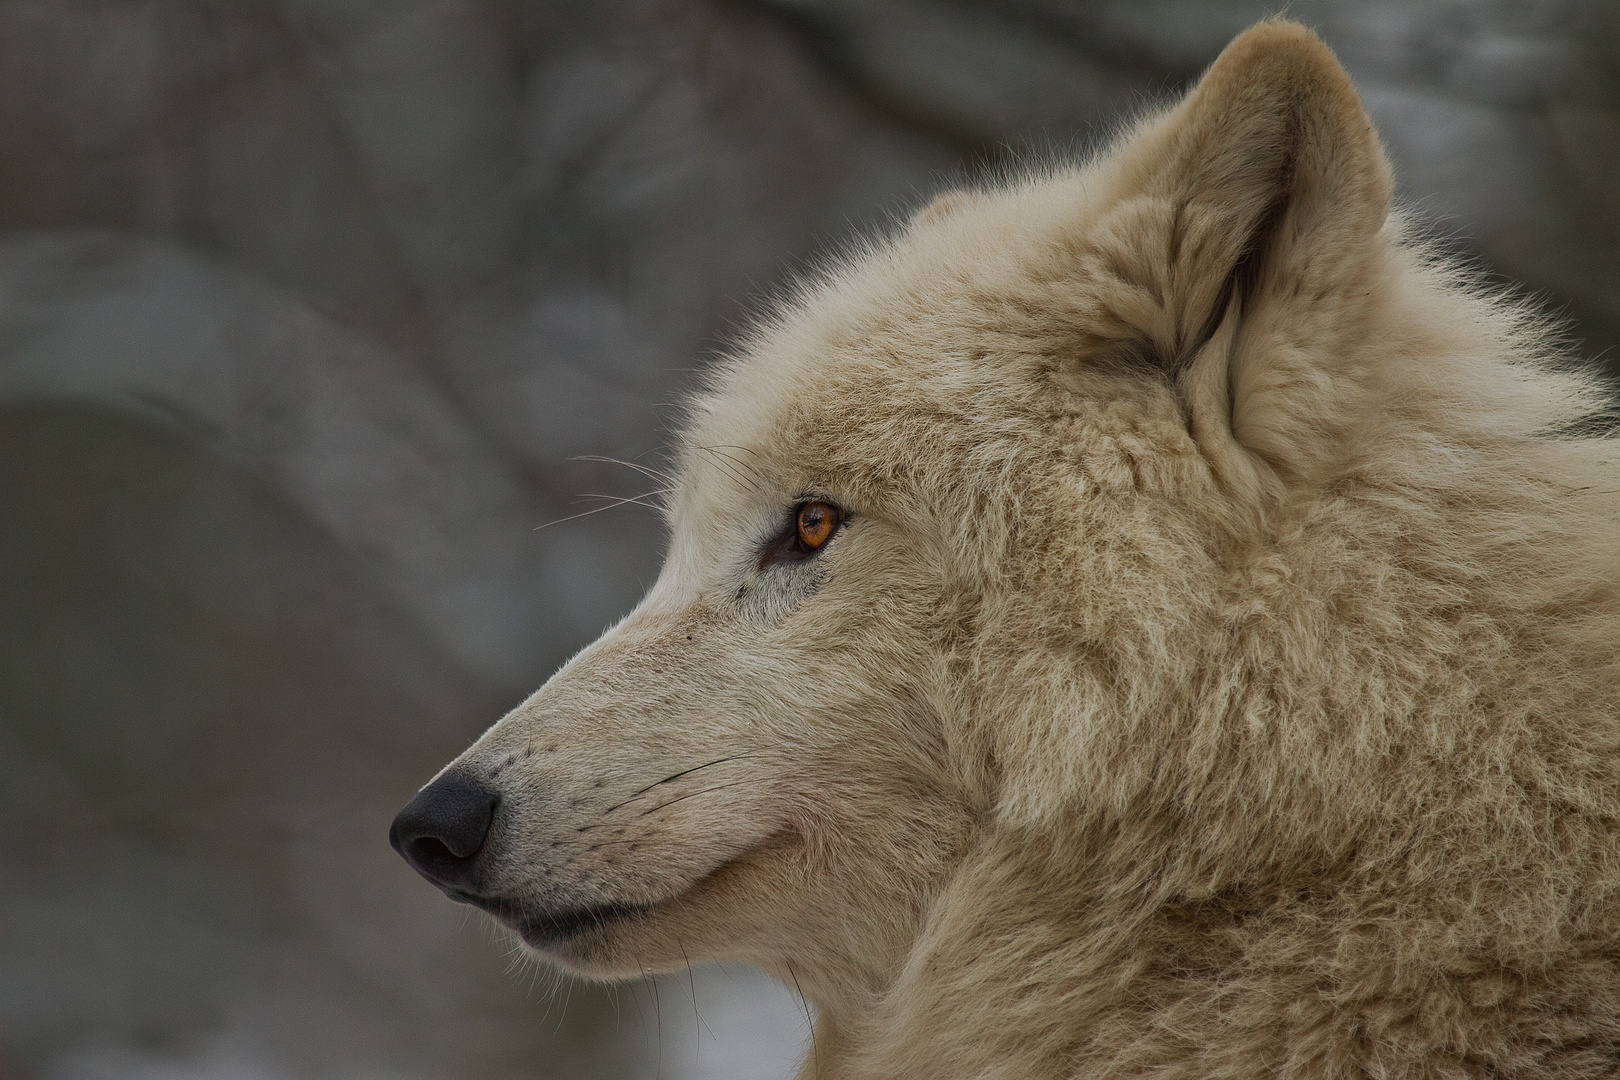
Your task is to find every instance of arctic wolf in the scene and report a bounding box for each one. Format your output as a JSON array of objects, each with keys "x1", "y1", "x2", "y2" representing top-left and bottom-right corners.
[{"x1": 392, "y1": 20, "x2": 1620, "y2": 1079}]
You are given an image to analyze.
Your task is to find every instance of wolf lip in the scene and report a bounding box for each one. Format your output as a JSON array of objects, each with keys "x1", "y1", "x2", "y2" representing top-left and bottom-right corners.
[
  {"x1": 449, "y1": 889, "x2": 650, "y2": 945},
  {"x1": 513, "y1": 900, "x2": 650, "y2": 945}
]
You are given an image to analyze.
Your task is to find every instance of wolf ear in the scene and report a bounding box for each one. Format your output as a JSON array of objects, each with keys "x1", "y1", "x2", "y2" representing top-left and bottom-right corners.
[
  {"x1": 1090, "y1": 20, "x2": 1393, "y2": 488},
  {"x1": 912, "y1": 191, "x2": 969, "y2": 228}
]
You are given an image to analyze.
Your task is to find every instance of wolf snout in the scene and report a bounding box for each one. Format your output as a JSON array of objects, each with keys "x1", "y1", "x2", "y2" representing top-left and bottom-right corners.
[{"x1": 389, "y1": 769, "x2": 499, "y2": 893}]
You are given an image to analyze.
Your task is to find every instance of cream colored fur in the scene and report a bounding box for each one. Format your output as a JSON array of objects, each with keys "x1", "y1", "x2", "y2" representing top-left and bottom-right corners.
[{"x1": 442, "y1": 21, "x2": 1620, "y2": 1079}]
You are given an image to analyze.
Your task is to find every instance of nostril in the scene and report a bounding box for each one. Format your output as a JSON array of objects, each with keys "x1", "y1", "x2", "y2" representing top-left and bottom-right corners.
[
  {"x1": 389, "y1": 768, "x2": 500, "y2": 890},
  {"x1": 409, "y1": 836, "x2": 456, "y2": 863}
]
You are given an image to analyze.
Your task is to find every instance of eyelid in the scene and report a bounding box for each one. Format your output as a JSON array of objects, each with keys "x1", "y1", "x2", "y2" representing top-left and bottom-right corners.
[{"x1": 757, "y1": 498, "x2": 848, "y2": 570}]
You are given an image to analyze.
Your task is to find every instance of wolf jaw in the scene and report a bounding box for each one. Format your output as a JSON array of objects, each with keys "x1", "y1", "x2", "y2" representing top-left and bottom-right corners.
[{"x1": 393, "y1": 18, "x2": 1620, "y2": 1080}]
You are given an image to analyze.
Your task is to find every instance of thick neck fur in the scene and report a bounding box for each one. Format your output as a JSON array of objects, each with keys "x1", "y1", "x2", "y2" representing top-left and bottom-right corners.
[{"x1": 795, "y1": 232, "x2": 1620, "y2": 1080}]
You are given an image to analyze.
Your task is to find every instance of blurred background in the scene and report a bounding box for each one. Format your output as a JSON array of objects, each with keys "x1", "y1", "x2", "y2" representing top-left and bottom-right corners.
[{"x1": 1, "y1": 2, "x2": 1617, "y2": 1078}]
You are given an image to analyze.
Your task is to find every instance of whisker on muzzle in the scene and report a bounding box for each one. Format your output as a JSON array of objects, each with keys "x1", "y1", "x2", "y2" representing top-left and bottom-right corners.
[
  {"x1": 601, "y1": 754, "x2": 765, "y2": 815},
  {"x1": 637, "y1": 778, "x2": 770, "y2": 817}
]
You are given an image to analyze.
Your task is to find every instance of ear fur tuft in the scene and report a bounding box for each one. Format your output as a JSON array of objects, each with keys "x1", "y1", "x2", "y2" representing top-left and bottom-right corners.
[{"x1": 913, "y1": 191, "x2": 969, "y2": 229}]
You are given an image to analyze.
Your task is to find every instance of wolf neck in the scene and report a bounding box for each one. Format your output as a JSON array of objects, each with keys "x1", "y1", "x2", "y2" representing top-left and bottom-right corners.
[
  {"x1": 782, "y1": 822, "x2": 1221, "y2": 1080},
  {"x1": 799, "y1": 789, "x2": 1620, "y2": 1080},
  {"x1": 787, "y1": 532, "x2": 1620, "y2": 1080}
]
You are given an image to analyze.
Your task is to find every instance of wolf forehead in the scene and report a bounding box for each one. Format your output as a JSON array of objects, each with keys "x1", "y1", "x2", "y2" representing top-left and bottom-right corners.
[{"x1": 680, "y1": 181, "x2": 1203, "y2": 508}]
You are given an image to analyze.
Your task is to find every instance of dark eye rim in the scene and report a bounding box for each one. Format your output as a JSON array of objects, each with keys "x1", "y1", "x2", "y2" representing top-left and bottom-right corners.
[{"x1": 757, "y1": 498, "x2": 849, "y2": 570}]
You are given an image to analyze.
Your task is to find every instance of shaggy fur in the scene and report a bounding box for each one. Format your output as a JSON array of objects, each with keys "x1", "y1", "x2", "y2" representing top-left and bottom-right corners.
[{"x1": 410, "y1": 21, "x2": 1620, "y2": 1079}]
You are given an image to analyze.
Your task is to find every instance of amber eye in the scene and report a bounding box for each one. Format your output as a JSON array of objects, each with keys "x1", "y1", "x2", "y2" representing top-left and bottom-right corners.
[
  {"x1": 796, "y1": 501, "x2": 839, "y2": 551},
  {"x1": 758, "y1": 498, "x2": 846, "y2": 569}
]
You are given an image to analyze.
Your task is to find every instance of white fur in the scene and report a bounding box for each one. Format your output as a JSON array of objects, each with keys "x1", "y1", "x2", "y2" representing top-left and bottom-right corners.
[{"x1": 440, "y1": 21, "x2": 1620, "y2": 1079}]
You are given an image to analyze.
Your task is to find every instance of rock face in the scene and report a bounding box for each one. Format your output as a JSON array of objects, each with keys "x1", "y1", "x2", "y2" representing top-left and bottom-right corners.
[{"x1": 0, "y1": 3, "x2": 1615, "y2": 1078}]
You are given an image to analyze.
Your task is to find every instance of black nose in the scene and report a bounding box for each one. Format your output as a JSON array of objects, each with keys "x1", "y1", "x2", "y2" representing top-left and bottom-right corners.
[{"x1": 389, "y1": 769, "x2": 499, "y2": 892}]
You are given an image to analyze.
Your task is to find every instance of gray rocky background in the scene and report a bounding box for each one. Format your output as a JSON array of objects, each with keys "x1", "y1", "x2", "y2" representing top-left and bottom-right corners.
[{"x1": 2, "y1": 2, "x2": 1617, "y2": 1078}]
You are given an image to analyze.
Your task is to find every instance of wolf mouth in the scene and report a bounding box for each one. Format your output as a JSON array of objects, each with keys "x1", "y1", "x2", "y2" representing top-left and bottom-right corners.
[
  {"x1": 452, "y1": 832, "x2": 798, "y2": 948},
  {"x1": 449, "y1": 890, "x2": 651, "y2": 945},
  {"x1": 515, "y1": 899, "x2": 650, "y2": 945}
]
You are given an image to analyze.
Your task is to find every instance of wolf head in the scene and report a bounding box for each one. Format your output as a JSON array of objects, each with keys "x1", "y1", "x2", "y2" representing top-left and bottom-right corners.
[{"x1": 391, "y1": 18, "x2": 1619, "y2": 1061}]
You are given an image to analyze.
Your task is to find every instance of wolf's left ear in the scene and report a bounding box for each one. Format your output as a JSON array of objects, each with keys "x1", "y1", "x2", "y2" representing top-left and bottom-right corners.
[{"x1": 1090, "y1": 20, "x2": 1393, "y2": 488}]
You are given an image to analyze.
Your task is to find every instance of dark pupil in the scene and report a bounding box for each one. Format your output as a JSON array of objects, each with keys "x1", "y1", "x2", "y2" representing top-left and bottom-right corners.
[{"x1": 800, "y1": 504, "x2": 831, "y2": 542}]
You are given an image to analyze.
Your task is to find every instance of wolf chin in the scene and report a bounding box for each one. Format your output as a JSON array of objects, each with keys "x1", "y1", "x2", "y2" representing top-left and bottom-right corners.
[{"x1": 391, "y1": 20, "x2": 1620, "y2": 1079}]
